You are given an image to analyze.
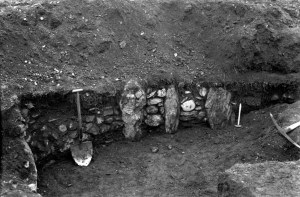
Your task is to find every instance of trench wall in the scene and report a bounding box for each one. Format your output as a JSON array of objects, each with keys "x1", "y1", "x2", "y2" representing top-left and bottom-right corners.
[
  {"x1": 1, "y1": 79, "x2": 299, "y2": 196},
  {"x1": 10, "y1": 80, "x2": 299, "y2": 164}
]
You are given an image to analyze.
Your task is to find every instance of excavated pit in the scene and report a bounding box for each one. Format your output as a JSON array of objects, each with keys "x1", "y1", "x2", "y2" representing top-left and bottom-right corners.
[
  {"x1": 1, "y1": 0, "x2": 300, "y2": 196},
  {"x1": 6, "y1": 80, "x2": 297, "y2": 196}
]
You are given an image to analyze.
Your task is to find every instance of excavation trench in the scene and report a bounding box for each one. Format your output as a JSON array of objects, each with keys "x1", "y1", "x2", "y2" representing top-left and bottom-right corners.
[{"x1": 3, "y1": 80, "x2": 299, "y2": 197}]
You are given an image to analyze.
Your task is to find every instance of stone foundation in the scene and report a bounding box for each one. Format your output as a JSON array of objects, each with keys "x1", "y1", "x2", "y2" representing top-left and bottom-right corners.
[{"x1": 1, "y1": 79, "x2": 299, "y2": 197}]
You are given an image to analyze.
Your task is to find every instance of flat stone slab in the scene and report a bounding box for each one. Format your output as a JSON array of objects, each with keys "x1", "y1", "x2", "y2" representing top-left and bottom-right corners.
[{"x1": 218, "y1": 160, "x2": 300, "y2": 197}]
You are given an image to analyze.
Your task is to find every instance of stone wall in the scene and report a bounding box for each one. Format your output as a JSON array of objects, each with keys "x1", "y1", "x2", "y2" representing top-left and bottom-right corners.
[
  {"x1": 179, "y1": 84, "x2": 208, "y2": 124},
  {"x1": 7, "y1": 80, "x2": 298, "y2": 164},
  {"x1": 21, "y1": 91, "x2": 124, "y2": 162},
  {"x1": 2, "y1": 79, "x2": 299, "y2": 196},
  {"x1": 17, "y1": 81, "x2": 236, "y2": 162}
]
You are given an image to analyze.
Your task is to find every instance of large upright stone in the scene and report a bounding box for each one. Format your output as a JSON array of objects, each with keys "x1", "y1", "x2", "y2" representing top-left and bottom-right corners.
[
  {"x1": 120, "y1": 79, "x2": 146, "y2": 141},
  {"x1": 164, "y1": 85, "x2": 180, "y2": 134},
  {"x1": 205, "y1": 87, "x2": 232, "y2": 129}
]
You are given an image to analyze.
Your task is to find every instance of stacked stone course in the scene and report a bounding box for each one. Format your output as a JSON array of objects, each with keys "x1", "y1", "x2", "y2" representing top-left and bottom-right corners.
[
  {"x1": 144, "y1": 87, "x2": 166, "y2": 127},
  {"x1": 179, "y1": 85, "x2": 208, "y2": 123}
]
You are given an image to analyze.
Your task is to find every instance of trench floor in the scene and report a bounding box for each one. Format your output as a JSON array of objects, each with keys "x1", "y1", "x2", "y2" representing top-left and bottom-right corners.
[{"x1": 38, "y1": 106, "x2": 298, "y2": 197}]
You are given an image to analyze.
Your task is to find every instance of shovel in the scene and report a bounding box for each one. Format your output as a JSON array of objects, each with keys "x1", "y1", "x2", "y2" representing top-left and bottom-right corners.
[{"x1": 70, "y1": 89, "x2": 93, "y2": 166}]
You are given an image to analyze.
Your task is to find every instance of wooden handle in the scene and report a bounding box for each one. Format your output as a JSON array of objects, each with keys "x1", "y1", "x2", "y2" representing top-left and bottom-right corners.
[{"x1": 74, "y1": 91, "x2": 83, "y2": 141}]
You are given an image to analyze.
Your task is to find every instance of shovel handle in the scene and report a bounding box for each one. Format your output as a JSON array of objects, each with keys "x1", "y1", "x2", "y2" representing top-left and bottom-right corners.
[{"x1": 73, "y1": 89, "x2": 83, "y2": 141}]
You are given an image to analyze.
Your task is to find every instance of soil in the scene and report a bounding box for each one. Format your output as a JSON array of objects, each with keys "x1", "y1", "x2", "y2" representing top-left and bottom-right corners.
[
  {"x1": 1, "y1": 0, "x2": 300, "y2": 196},
  {"x1": 37, "y1": 104, "x2": 299, "y2": 197},
  {"x1": 1, "y1": 0, "x2": 300, "y2": 110}
]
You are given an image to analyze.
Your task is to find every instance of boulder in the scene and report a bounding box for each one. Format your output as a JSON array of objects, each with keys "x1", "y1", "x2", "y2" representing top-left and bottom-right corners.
[
  {"x1": 205, "y1": 87, "x2": 233, "y2": 129},
  {"x1": 164, "y1": 85, "x2": 180, "y2": 134},
  {"x1": 218, "y1": 160, "x2": 300, "y2": 197},
  {"x1": 120, "y1": 79, "x2": 146, "y2": 140}
]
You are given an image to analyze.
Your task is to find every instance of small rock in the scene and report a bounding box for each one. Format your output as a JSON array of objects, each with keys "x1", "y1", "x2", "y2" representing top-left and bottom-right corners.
[
  {"x1": 145, "y1": 114, "x2": 164, "y2": 127},
  {"x1": 135, "y1": 90, "x2": 144, "y2": 99},
  {"x1": 68, "y1": 121, "x2": 78, "y2": 131},
  {"x1": 31, "y1": 112, "x2": 40, "y2": 119},
  {"x1": 199, "y1": 87, "x2": 208, "y2": 97},
  {"x1": 151, "y1": 146, "x2": 159, "y2": 153},
  {"x1": 167, "y1": 144, "x2": 173, "y2": 150},
  {"x1": 195, "y1": 106, "x2": 202, "y2": 110},
  {"x1": 147, "y1": 98, "x2": 163, "y2": 105},
  {"x1": 86, "y1": 124, "x2": 99, "y2": 135},
  {"x1": 197, "y1": 111, "x2": 206, "y2": 120},
  {"x1": 157, "y1": 89, "x2": 166, "y2": 97},
  {"x1": 29, "y1": 120, "x2": 36, "y2": 124},
  {"x1": 48, "y1": 118, "x2": 57, "y2": 122},
  {"x1": 96, "y1": 117, "x2": 104, "y2": 124},
  {"x1": 103, "y1": 107, "x2": 114, "y2": 116},
  {"x1": 157, "y1": 102, "x2": 163, "y2": 107},
  {"x1": 100, "y1": 124, "x2": 111, "y2": 134},
  {"x1": 69, "y1": 130, "x2": 78, "y2": 139},
  {"x1": 51, "y1": 132, "x2": 59, "y2": 140},
  {"x1": 111, "y1": 121, "x2": 124, "y2": 130},
  {"x1": 181, "y1": 97, "x2": 188, "y2": 104},
  {"x1": 59, "y1": 124, "x2": 67, "y2": 133},
  {"x1": 104, "y1": 117, "x2": 114, "y2": 124},
  {"x1": 180, "y1": 111, "x2": 198, "y2": 116},
  {"x1": 41, "y1": 125, "x2": 47, "y2": 131},
  {"x1": 114, "y1": 108, "x2": 120, "y2": 115},
  {"x1": 85, "y1": 115, "x2": 95, "y2": 123},
  {"x1": 195, "y1": 99, "x2": 204, "y2": 106},
  {"x1": 185, "y1": 91, "x2": 191, "y2": 94},
  {"x1": 119, "y1": 40, "x2": 126, "y2": 48},
  {"x1": 146, "y1": 105, "x2": 159, "y2": 114},
  {"x1": 147, "y1": 91, "x2": 156, "y2": 98},
  {"x1": 195, "y1": 96, "x2": 203, "y2": 100},
  {"x1": 271, "y1": 94, "x2": 280, "y2": 101},
  {"x1": 25, "y1": 102, "x2": 34, "y2": 109},
  {"x1": 21, "y1": 108, "x2": 29, "y2": 118},
  {"x1": 24, "y1": 161, "x2": 30, "y2": 168},
  {"x1": 85, "y1": 123, "x2": 93, "y2": 131},
  {"x1": 82, "y1": 133, "x2": 91, "y2": 141},
  {"x1": 159, "y1": 107, "x2": 165, "y2": 114},
  {"x1": 181, "y1": 100, "x2": 196, "y2": 112}
]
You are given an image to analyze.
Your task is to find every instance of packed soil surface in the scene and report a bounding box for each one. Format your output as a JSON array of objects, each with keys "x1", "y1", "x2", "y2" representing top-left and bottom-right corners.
[{"x1": 37, "y1": 104, "x2": 299, "y2": 197}]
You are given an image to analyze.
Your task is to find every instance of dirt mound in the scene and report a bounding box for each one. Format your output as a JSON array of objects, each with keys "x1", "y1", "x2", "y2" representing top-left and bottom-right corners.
[{"x1": 1, "y1": 0, "x2": 300, "y2": 110}]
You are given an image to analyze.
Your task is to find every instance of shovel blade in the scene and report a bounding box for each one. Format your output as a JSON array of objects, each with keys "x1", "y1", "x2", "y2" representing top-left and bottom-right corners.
[{"x1": 70, "y1": 141, "x2": 93, "y2": 166}]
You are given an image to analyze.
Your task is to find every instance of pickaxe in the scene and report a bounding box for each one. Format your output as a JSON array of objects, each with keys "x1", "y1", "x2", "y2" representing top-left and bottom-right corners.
[{"x1": 270, "y1": 113, "x2": 300, "y2": 149}]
